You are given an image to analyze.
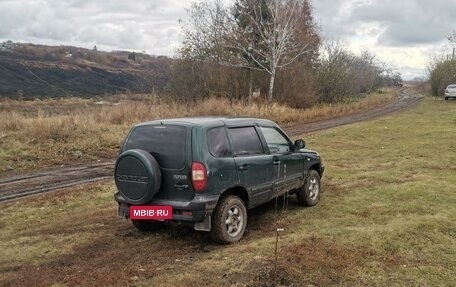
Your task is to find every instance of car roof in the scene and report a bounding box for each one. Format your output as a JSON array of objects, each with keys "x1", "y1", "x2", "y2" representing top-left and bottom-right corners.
[{"x1": 135, "y1": 117, "x2": 277, "y2": 127}]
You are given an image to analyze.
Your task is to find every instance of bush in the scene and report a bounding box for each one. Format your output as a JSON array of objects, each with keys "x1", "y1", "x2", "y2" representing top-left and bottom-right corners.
[
  {"x1": 428, "y1": 59, "x2": 456, "y2": 97},
  {"x1": 316, "y1": 44, "x2": 390, "y2": 103}
]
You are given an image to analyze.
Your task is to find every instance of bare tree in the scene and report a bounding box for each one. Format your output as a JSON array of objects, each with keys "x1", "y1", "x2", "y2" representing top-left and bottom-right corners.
[
  {"x1": 448, "y1": 30, "x2": 456, "y2": 60},
  {"x1": 448, "y1": 31, "x2": 456, "y2": 44},
  {"x1": 179, "y1": 0, "x2": 319, "y2": 102},
  {"x1": 228, "y1": 0, "x2": 317, "y2": 101},
  {"x1": 180, "y1": 0, "x2": 229, "y2": 62},
  {"x1": 317, "y1": 42, "x2": 391, "y2": 103}
]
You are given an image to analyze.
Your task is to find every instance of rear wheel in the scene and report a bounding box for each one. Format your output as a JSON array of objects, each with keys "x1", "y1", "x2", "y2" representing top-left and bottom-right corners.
[
  {"x1": 211, "y1": 195, "x2": 247, "y2": 244},
  {"x1": 445, "y1": 97, "x2": 449, "y2": 100},
  {"x1": 297, "y1": 169, "x2": 321, "y2": 206}
]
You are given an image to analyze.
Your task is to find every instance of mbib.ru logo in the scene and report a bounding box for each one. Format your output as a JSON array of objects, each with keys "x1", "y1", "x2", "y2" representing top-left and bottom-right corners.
[{"x1": 130, "y1": 206, "x2": 173, "y2": 220}]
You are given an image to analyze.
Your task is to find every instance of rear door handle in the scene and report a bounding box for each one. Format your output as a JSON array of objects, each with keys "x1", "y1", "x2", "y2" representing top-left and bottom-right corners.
[{"x1": 238, "y1": 164, "x2": 248, "y2": 171}]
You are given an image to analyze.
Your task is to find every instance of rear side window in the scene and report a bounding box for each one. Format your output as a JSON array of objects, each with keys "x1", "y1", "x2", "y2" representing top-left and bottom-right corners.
[
  {"x1": 228, "y1": 127, "x2": 264, "y2": 156},
  {"x1": 124, "y1": 125, "x2": 187, "y2": 169},
  {"x1": 207, "y1": 127, "x2": 232, "y2": 157}
]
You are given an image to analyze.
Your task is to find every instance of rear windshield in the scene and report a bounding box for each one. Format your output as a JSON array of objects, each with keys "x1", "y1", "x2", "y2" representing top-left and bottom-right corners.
[
  {"x1": 448, "y1": 85, "x2": 456, "y2": 89},
  {"x1": 124, "y1": 125, "x2": 187, "y2": 169}
]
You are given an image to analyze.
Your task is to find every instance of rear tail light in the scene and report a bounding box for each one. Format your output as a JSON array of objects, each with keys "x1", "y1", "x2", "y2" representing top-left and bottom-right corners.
[{"x1": 191, "y1": 162, "x2": 207, "y2": 192}]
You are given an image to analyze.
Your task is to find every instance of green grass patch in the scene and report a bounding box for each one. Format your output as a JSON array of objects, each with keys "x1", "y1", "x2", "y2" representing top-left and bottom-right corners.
[{"x1": 0, "y1": 97, "x2": 455, "y2": 286}]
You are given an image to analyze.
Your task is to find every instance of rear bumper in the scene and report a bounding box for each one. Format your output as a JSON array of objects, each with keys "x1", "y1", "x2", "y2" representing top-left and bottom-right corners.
[{"x1": 114, "y1": 192, "x2": 219, "y2": 222}]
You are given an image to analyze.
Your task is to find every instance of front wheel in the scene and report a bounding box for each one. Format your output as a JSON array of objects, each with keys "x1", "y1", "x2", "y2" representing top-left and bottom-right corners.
[
  {"x1": 211, "y1": 195, "x2": 247, "y2": 244},
  {"x1": 297, "y1": 170, "x2": 321, "y2": 206}
]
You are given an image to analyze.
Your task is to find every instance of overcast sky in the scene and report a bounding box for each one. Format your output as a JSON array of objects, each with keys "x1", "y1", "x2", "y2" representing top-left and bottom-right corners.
[{"x1": 1, "y1": 0, "x2": 455, "y2": 79}]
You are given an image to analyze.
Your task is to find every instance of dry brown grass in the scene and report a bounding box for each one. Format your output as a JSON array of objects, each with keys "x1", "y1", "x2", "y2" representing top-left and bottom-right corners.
[{"x1": 0, "y1": 91, "x2": 394, "y2": 172}]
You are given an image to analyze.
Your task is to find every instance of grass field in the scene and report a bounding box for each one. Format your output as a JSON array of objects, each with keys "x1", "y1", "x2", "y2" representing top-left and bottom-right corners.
[
  {"x1": 0, "y1": 91, "x2": 394, "y2": 172},
  {"x1": 0, "y1": 97, "x2": 455, "y2": 286}
]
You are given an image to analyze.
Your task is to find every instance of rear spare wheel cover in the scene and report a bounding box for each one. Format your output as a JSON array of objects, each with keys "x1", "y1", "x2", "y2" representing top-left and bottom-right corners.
[{"x1": 114, "y1": 149, "x2": 161, "y2": 205}]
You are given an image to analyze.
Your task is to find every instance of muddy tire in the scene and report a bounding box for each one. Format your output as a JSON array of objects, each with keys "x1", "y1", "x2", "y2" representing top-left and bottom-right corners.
[
  {"x1": 211, "y1": 195, "x2": 247, "y2": 244},
  {"x1": 297, "y1": 169, "x2": 321, "y2": 206},
  {"x1": 132, "y1": 220, "x2": 164, "y2": 232},
  {"x1": 115, "y1": 149, "x2": 161, "y2": 205}
]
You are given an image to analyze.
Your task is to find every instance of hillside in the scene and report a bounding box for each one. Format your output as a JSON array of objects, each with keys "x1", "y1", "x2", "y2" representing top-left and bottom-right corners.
[{"x1": 0, "y1": 42, "x2": 171, "y2": 98}]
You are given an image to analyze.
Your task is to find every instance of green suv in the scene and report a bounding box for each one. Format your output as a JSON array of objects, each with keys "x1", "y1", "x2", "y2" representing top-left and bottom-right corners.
[{"x1": 114, "y1": 117, "x2": 324, "y2": 244}]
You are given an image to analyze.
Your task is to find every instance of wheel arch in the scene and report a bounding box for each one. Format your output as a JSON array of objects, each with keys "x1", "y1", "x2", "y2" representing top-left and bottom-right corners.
[
  {"x1": 309, "y1": 163, "x2": 322, "y2": 177},
  {"x1": 219, "y1": 186, "x2": 249, "y2": 208}
]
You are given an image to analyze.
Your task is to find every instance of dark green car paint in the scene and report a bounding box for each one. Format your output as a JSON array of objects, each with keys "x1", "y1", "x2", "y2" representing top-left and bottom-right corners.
[{"x1": 114, "y1": 117, "x2": 324, "y2": 225}]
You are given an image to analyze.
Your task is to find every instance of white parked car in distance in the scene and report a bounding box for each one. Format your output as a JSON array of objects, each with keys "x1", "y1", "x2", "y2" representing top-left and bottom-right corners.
[{"x1": 444, "y1": 84, "x2": 456, "y2": 100}]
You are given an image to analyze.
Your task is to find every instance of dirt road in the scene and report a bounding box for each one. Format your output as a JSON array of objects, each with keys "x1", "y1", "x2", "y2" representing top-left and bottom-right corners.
[{"x1": 0, "y1": 88, "x2": 422, "y2": 202}]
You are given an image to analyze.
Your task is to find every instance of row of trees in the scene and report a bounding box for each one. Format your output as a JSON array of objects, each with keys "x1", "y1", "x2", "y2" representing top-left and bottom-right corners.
[
  {"x1": 317, "y1": 43, "x2": 400, "y2": 103},
  {"x1": 427, "y1": 31, "x2": 456, "y2": 97},
  {"x1": 168, "y1": 0, "x2": 398, "y2": 107}
]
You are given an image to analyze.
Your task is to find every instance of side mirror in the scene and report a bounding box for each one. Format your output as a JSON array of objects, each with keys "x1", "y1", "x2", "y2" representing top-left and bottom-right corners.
[{"x1": 294, "y1": 139, "x2": 305, "y2": 151}]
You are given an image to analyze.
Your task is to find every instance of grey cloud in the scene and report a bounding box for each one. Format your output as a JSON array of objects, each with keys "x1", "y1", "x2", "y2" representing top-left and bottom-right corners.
[
  {"x1": 311, "y1": 0, "x2": 455, "y2": 79},
  {"x1": 0, "y1": 0, "x2": 190, "y2": 55},
  {"x1": 350, "y1": 0, "x2": 456, "y2": 46},
  {"x1": 313, "y1": 0, "x2": 456, "y2": 46},
  {"x1": 0, "y1": 0, "x2": 452, "y2": 78},
  {"x1": 312, "y1": 0, "x2": 358, "y2": 40}
]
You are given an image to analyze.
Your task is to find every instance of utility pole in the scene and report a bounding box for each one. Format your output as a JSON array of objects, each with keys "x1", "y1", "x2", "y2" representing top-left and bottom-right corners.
[{"x1": 452, "y1": 47, "x2": 455, "y2": 60}]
